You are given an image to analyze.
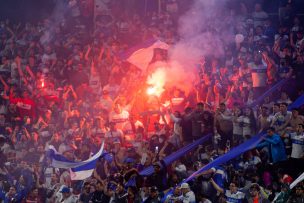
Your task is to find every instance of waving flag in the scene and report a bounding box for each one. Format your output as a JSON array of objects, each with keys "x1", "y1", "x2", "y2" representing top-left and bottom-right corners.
[
  {"x1": 119, "y1": 39, "x2": 169, "y2": 71},
  {"x1": 184, "y1": 133, "x2": 264, "y2": 182},
  {"x1": 69, "y1": 158, "x2": 100, "y2": 180},
  {"x1": 48, "y1": 142, "x2": 104, "y2": 169},
  {"x1": 162, "y1": 133, "x2": 264, "y2": 201}
]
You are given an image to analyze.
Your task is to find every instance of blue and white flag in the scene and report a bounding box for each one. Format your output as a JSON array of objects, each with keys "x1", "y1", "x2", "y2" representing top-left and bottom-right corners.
[
  {"x1": 69, "y1": 158, "x2": 99, "y2": 180},
  {"x1": 119, "y1": 39, "x2": 169, "y2": 71},
  {"x1": 48, "y1": 142, "x2": 104, "y2": 169}
]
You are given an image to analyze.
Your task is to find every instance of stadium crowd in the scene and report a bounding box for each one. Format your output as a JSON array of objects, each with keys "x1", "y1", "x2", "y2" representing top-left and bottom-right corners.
[{"x1": 0, "y1": 0, "x2": 304, "y2": 202}]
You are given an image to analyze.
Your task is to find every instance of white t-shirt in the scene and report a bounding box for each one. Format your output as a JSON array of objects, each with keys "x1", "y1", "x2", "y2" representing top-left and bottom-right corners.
[
  {"x1": 109, "y1": 110, "x2": 129, "y2": 130},
  {"x1": 252, "y1": 11, "x2": 268, "y2": 27},
  {"x1": 181, "y1": 191, "x2": 196, "y2": 203},
  {"x1": 272, "y1": 111, "x2": 292, "y2": 128},
  {"x1": 242, "y1": 116, "x2": 253, "y2": 136},
  {"x1": 44, "y1": 167, "x2": 57, "y2": 187},
  {"x1": 290, "y1": 132, "x2": 304, "y2": 159},
  {"x1": 55, "y1": 192, "x2": 78, "y2": 203},
  {"x1": 233, "y1": 116, "x2": 243, "y2": 135},
  {"x1": 225, "y1": 190, "x2": 245, "y2": 203}
]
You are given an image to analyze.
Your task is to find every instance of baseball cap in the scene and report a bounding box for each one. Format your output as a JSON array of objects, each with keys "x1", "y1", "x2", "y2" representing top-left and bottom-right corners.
[{"x1": 181, "y1": 183, "x2": 190, "y2": 189}]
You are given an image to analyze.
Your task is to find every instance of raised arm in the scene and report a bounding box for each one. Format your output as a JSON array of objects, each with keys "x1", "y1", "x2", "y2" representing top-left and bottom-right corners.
[
  {"x1": 25, "y1": 65, "x2": 35, "y2": 80},
  {"x1": 0, "y1": 75, "x2": 9, "y2": 90},
  {"x1": 84, "y1": 45, "x2": 91, "y2": 61},
  {"x1": 98, "y1": 46, "x2": 105, "y2": 62},
  {"x1": 210, "y1": 178, "x2": 224, "y2": 194},
  {"x1": 15, "y1": 57, "x2": 28, "y2": 85}
]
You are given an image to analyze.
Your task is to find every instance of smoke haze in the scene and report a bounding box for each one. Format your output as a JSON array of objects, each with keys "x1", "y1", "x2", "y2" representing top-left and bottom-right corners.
[{"x1": 165, "y1": 0, "x2": 236, "y2": 94}]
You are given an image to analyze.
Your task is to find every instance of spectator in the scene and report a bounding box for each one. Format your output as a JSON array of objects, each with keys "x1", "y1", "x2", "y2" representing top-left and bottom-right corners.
[
  {"x1": 79, "y1": 182, "x2": 93, "y2": 203},
  {"x1": 55, "y1": 186, "x2": 78, "y2": 203},
  {"x1": 271, "y1": 103, "x2": 292, "y2": 134},
  {"x1": 246, "y1": 183, "x2": 270, "y2": 203},
  {"x1": 90, "y1": 181, "x2": 111, "y2": 203},
  {"x1": 257, "y1": 106, "x2": 271, "y2": 133},
  {"x1": 184, "y1": 102, "x2": 205, "y2": 141},
  {"x1": 252, "y1": 3, "x2": 269, "y2": 27},
  {"x1": 210, "y1": 179, "x2": 245, "y2": 203},
  {"x1": 0, "y1": 1, "x2": 303, "y2": 202},
  {"x1": 257, "y1": 127, "x2": 287, "y2": 164},
  {"x1": 242, "y1": 107, "x2": 257, "y2": 140},
  {"x1": 180, "y1": 183, "x2": 196, "y2": 203},
  {"x1": 287, "y1": 185, "x2": 304, "y2": 203},
  {"x1": 0, "y1": 185, "x2": 26, "y2": 203},
  {"x1": 164, "y1": 186, "x2": 182, "y2": 203},
  {"x1": 147, "y1": 162, "x2": 168, "y2": 191},
  {"x1": 143, "y1": 186, "x2": 161, "y2": 203},
  {"x1": 232, "y1": 106, "x2": 244, "y2": 145},
  {"x1": 215, "y1": 103, "x2": 233, "y2": 148},
  {"x1": 289, "y1": 108, "x2": 304, "y2": 131}
]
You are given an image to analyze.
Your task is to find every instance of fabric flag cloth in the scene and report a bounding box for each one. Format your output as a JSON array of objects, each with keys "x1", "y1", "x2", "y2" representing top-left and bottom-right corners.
[
  {"x1": 290, "y1": 172, "x2": 304, "y2": 189},
  {"x1": 184, "y1": 133, "x2": 264, "y2": 182},
  {"x1": 139, "y1": 134, "x2": 212, "y2": 176},
  {"x1": 288, "y1": 94, "x2": 304, "y2": 110},
  {"x1": 48, "y1": 142, "x2": 104, "y2": 169},
  {"x1": 161, "y1": 133, "x2": 264, "y2": 201},
  {"x1": 162, "y1": 93, "x2": 304, "y2": 200},
  {"x1": 119, "y1": 39, "x2": 169, "y2": 71}
]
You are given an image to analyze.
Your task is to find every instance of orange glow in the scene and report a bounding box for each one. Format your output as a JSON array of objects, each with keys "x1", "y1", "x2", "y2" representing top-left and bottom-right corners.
[
  {"x1": 147, "y1": 86, "x2": 156, "y2": 95},
  {"x1": 146, "y1": 68, "x2": 166, "y2": 97},
  {"x1": 41, "y1": 79, "x2": 45, "y2": 88}
]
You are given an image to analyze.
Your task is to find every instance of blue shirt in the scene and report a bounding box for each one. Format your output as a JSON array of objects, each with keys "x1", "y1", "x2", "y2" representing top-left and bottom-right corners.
[{"x1": 257, "y1": 134, "x2": 287, "y2": 163}]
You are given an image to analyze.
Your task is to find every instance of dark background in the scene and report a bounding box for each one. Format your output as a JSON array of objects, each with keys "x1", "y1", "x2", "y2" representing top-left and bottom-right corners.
[
  {"x1": 0, "y1": 0, "x2": 57, "y2": 23},
  {"x1": 0, "y1": 0, "x2": 304, "y2": 23}
]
